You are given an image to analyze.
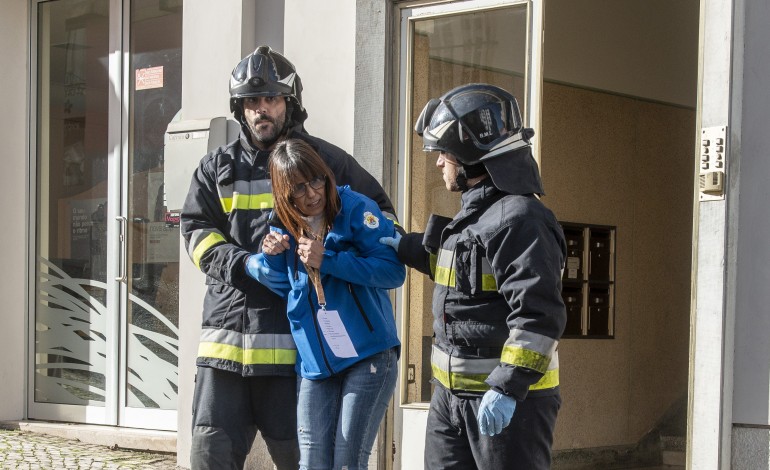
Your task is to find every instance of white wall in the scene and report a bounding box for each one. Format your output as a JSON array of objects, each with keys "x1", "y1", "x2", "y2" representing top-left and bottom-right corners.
[
  {"x1": 176, "y1": 0, "x2": 294, "y2": 467},
  {"x1": 176, "y1": 1, "x2": 285, "y2": 467},
  {"x1": 284, "y1": 0, "x2": 356, "y2": 154},
  {"x1": 0, "y1": 0, "x2": 29, "y2": 421}
]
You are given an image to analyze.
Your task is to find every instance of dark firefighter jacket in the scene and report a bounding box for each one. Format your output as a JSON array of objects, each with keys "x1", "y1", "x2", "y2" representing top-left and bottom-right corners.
[
  {"x1": 396, "y1": 178, "x2": 567, "y2": 401},
  {"x1": 180, "y1": 127, "x2": 396, "y2": 377}
]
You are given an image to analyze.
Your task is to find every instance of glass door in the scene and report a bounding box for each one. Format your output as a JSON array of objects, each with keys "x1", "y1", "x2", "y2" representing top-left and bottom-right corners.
[
  {"x1": 31, "y1": 0, "x2": 182, "y2": 431},
  {"x1": 396, "y1": 0, "x2": 541, "y2": 409},
  {"x1": 121, "y1": 0, "x2": 182, "y2": 430},
  {"x1": 393, "y1": 0, "x2": 543, "y2": 465}
]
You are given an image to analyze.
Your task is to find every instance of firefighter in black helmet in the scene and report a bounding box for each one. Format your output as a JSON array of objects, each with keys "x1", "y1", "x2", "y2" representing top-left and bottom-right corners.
[
  {"x1": 181, "y1": 46, "x2": 398, "y2": 470},
  {"x1": 381, "y1": 83, "x2": 567, "y2": 470},
  {"x1": 228, "y1": 45, "x2": 308, "y2": 140}
]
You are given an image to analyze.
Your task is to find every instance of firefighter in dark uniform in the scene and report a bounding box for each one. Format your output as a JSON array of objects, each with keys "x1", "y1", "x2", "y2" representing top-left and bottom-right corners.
[
  {"x1": 181, "y1": 46, "x2": 397, "y2": 470},
  {"x1": 381, "y1": 83, "x2": 567, "y2": 470}
]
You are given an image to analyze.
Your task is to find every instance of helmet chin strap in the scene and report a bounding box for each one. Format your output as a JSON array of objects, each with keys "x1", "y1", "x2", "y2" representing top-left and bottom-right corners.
[
  {"x1": 284, "y1": 100, "x2": 295, "y2": 129},
  {"x1": 455, "y1": 171, "x2": 469, "y2": 192},
  {"x1": 456, "y1": 162, "x2": 487, "y2": 191}
]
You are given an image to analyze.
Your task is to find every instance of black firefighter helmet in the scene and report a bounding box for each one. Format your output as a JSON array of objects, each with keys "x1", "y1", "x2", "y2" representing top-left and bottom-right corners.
[
  {"x1": 414, "y1": 83, "x2": 544, "y2": 195},
  {"x1": 229, "y1": 45, "x2": 308, "y2": 126}
]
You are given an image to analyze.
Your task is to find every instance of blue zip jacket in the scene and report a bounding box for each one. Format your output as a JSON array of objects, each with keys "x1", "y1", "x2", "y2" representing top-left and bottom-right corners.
[{"x1": 251, "y1": 186, "x2": 405, "y2": 379}]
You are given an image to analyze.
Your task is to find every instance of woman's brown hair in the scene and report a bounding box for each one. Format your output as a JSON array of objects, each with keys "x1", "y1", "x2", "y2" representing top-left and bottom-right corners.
[{"x1": 269, "y1": 139, "x2": 340, "y2": 241}]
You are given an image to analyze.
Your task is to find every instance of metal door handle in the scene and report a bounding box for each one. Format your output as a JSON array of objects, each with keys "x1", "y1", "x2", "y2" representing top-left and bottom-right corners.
[{"x1": 116, "y1": 216, "x2": 127, "y2": 282}]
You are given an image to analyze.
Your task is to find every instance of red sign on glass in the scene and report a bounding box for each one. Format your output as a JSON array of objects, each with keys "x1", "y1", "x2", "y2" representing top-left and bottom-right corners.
[
  {"x1": 165, "y1": 211, "x2": 181, "y2": 227},
  {"x1": 136, "y1": 66, "x2": 164, "y2": 90}
]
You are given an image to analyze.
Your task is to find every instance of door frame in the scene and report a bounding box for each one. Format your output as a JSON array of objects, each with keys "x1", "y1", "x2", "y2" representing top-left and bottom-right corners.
[
  {"x1": 391, "y1": 0, "x2": 544, "y2": 466},
  {"x1": 688, "y1": 0, "x2": 736, "y2": 467}
]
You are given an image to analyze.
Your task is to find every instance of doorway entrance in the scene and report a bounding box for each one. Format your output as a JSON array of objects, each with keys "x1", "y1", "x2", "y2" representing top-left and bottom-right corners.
[
  {"x1": 31, "y1": 0, "x2": 182, "y2": 431},
  {"x1": 392, "y1": 0, "x2": 698, "y2": 467}
]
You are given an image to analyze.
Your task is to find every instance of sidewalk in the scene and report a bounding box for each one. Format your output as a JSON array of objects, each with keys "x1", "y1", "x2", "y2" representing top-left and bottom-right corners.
[
  {"x1": 0, "y1": 428, "x2": 181, "y2": 469},
  {"x1": 0, "y1": 426, "x2": 682, "y2": 470}
]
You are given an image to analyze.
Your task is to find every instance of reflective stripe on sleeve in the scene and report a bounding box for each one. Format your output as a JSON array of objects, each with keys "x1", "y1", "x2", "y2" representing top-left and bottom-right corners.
[
  {"x1": 500, "y1": 329, "x2": 558, "y2": 374},
  {"x1": 190, "y1": 230, "x2": 227, "y2": 268},
  {"x1": 529, "y1": 353, "x2": 560, "y2": 390}
]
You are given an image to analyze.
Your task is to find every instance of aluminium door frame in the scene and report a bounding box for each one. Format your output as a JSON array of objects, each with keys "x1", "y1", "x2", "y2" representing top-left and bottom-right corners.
[
  {"x1": 391, "y1": 1, "x2": 544, "y2": 468},
  {"x1": 688, "y1": 0, "x2": 738, "y2": 467},
  {"x1": 26, "y1": 0, "x2": 124, "y2": 426}
]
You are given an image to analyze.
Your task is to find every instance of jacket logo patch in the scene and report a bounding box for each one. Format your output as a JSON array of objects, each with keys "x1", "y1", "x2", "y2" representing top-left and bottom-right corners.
[{"x1": 363, "y1": 212, "x2": 380, "y2": 229}]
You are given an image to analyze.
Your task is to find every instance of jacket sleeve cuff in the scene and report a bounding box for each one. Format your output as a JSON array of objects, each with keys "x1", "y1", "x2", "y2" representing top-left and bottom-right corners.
[
  {"x1": 231, "y1": 252, "x2": 254, "y2": 290},
  {"x1": 486, "y1": 365, "x2": 543, "y2": 402},
  {"x1": 423, "y1": 214, "x2": 452, "y2": 251}
]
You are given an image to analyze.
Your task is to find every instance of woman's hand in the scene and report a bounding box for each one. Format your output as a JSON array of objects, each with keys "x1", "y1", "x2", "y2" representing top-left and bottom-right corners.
[
  {"x1": 297, "y1": 236, "x2": 324, "y2": 269},
  {"x1": 262, "y1": 231, "x2": 290, "y2": 255}
]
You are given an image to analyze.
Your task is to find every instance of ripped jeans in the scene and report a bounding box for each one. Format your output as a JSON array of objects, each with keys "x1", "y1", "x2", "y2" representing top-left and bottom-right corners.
[{"x1": 296, "y1": 347, "x2": 398, "y2": 470}]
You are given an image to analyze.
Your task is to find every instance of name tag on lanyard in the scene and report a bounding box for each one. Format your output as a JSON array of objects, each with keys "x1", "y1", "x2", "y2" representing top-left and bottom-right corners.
[{"x1": 316, "y1": 308, "x2": 359, "y2": 358}]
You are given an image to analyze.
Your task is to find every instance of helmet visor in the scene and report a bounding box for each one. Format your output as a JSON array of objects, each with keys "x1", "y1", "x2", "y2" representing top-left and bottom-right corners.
[
  {"x1": 414, "y1": 98, "x2": 454, "y2": 152},
  {"x1": 446, "y1": 89, "x2": 521, "y2": 150},
  {"x1": 418, "y1": 89, "x2": 521, "y2": 149}
]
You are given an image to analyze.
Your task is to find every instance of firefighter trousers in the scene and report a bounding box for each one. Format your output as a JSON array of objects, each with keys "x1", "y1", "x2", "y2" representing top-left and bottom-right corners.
[
  {"x1": 424, "y1": 386, "x2": 561, "y2": 470},
  {"x1": 190, "y1": 366, "x2": 300, "y2": 470}
]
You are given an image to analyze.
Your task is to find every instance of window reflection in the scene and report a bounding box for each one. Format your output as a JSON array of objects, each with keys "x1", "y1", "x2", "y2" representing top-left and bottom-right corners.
[
  {"x1": 35, "y1": 0, "x2": 111, "y2": 406},
  {"x1": 126, "y1": 0, "x2": 183, "y2": 409}
]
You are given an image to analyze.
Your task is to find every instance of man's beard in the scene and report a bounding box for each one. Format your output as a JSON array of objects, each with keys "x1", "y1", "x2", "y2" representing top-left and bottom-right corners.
[
  {"x1": 444, "y1": 168, "x2": 466, "y2": 192},
  {"x1": 448, "y1": 175, "x2": 466, "y2": 192},
  {"x1": 247, "y1": 112, "x2": 286, "y2": 148}
]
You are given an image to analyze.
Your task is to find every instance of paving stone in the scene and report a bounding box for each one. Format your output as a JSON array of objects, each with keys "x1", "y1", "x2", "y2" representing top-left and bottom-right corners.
[{"x1": 0, "y1": 429, "x2": 182, "y2": 469}]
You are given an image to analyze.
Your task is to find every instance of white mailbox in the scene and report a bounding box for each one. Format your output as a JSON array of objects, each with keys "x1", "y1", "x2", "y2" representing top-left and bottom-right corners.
[{"x1": 163, "y1": 117, "x2": 238, "y2": 223}]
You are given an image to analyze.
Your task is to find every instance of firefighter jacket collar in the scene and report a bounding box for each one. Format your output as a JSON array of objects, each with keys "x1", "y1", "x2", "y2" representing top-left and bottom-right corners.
[{"x1": 457, "y1": 178, "x2": 504, "y2": 215}]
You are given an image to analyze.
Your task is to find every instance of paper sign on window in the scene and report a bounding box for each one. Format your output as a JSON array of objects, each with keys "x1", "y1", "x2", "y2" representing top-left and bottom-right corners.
[{"x1": 136, "y1": 66, "x2": 164, "y2": 90}]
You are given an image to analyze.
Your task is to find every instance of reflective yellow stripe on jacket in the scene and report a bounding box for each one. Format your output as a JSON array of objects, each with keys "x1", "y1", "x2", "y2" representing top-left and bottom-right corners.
[
  {"x1": 188, "y1": 229, "x2": 227, "y2": 268},
  {"x1": 197, "y1": 329, "x2": 297, "y2": 366},
  {"x1": 218, "y1": 179, "x2": 274, "y2": 213},
  {"x1": 430, "y1": 345, "x2": 559, "y2": 393},
  {"x1": 501, "y1": 328, "x2": 558, "y2": 374},
  {"x1": 434, "y1": 248, "x2": 497, "y2": 291}
]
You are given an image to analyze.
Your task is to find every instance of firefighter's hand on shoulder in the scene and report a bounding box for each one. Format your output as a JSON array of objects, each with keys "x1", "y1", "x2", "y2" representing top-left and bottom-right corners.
[{"x1": 477, "y1": 389, "x2": 517, "y2": 437}]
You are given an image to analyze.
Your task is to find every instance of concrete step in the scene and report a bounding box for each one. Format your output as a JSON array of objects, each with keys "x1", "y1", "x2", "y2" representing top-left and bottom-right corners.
[{"x1": 0, "y1": 420, "x2": 176, "y2": 453}]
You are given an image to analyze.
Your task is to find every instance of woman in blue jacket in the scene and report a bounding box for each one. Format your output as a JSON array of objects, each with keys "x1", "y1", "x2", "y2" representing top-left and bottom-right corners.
[{"x1": 245, "y1": 138, "x2": 404, "y2": 470}]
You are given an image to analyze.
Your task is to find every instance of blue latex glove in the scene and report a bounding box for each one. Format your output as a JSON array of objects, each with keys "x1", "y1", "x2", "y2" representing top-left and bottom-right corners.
[
  {"x1": 477, "y1": 390, "x2": 517, "y2": 437},
  {"x1": 378, "y1": 231, "x2": 402, "y2": 251},
  {"x1": 244, "y1": 254, "x2": 261, "y2": 281}
]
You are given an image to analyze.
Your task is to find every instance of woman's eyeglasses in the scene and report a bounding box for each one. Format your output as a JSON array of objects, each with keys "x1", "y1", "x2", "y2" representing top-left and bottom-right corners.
[{"x1": 291, "y1": 175, "x2": 326, "y2": 199}]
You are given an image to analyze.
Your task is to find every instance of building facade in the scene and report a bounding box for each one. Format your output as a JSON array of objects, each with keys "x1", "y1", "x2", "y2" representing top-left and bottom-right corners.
[{"x1": 0, "y1": 1, "x2": 768, "y2": 469}]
